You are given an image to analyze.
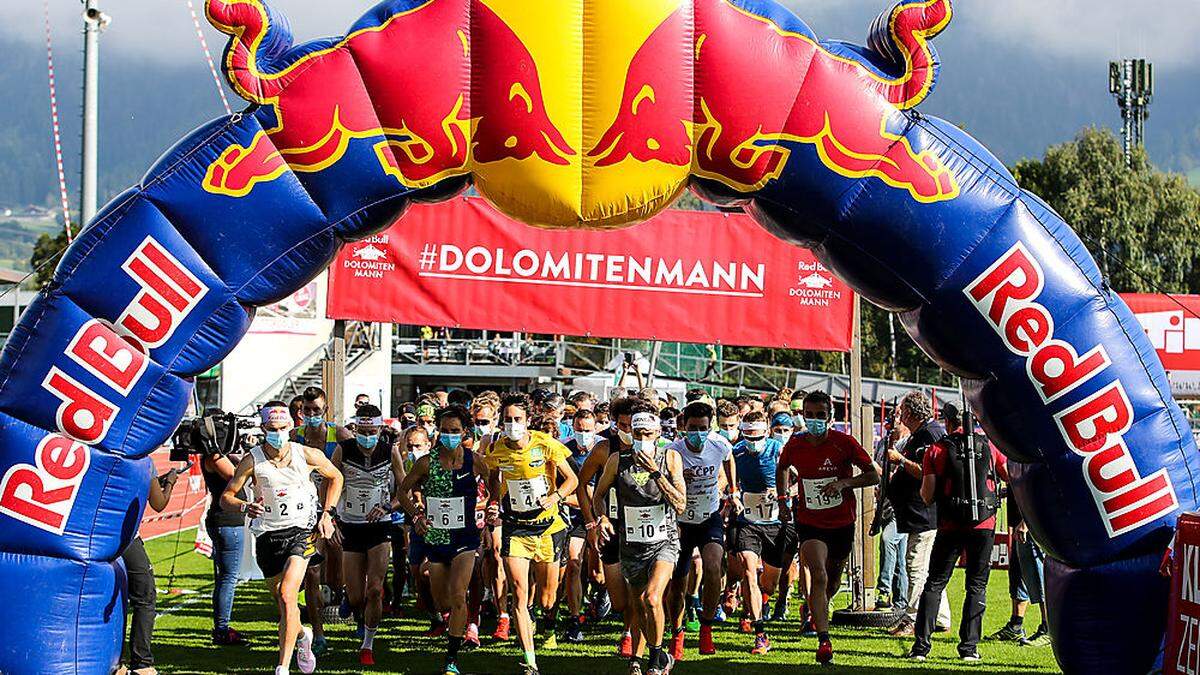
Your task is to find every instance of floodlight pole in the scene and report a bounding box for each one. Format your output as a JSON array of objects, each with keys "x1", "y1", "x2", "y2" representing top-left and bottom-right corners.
[
  {"x1": 81, "y1": 0, "x2": 110, "y2": 226},
  {"x1": 1109, "y1": 58, "x2": 1154, "y2": 168}
]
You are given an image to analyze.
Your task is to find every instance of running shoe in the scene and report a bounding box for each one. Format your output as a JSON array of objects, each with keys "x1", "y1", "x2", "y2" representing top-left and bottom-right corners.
[
  {"x1": 360, "y1": 648, "x2": 375, "y2": 666},
  {"x1": 543, "y1": 632, "x2": 558, "y2": 650},
  {"x1": 211, "y1": 627, "x2": 246, "y2": 646},
  {"x1": 443, "y1": 661, "x2": 461, "y2": 675},
  {"x1": 628, "y1": 659, "x2": 644, "y2": 675},
  {"x1": 769, "y1": 597, "x2": 788, "y2": 622},
  {"x1": 960, "y1": 651, "x2": 982, "y2": 662},
  {"x1": 1019, "y1": 626, "x2": 1051, "y2": 647},
  {"x1": 465, "y1": 623, "x2": 481, "y2": 649},
  {"x1": 522, "y1": 664, "x2": 540, "y2": 675},
  {"x1": 564, "y1": 617, "x2": 584, "y2": 644},
  {"x1": 647, "y1": 653, "x2": 675, "y2": 675},
  {"x1": 713, "y1": 606, "x2": 726, "y2": 623},
  {"x1": 905, "y1": 648, "x2": 928, "y2": 662},
  {"x1": 699, "y1": 624, "x2": 716, "y2": 655},
  {"x1": 815, "y1": 638, "x2": 833, "y2": 665},
  {"x1": 492, "y1": 616, "x2": 511, "y2": 641},
  {"x1": 592, "y1": 591, "x2": 613, "y2": 621},
  {"x1": 425, "y1": 615, "x2": 449, "y2": 638},
  {"x1": 721, "y1": 589, "x2": 738, "y2": 616},
  {"x1": 310, "y1": 634, "x2": 327, "y2": 657},
  {"x1": 988, "y1": 622, "x2": 1025, "y2": 641},
  {"x1": 670, "y1": 628, "x2": 685, "y2": 661},
  {"x1": 295, "y1": 626, "x2": 317, "y2": 674},
  {"x1": 739, "y1": 617, "x2": 752, "y2": 633},
  {"x1": 618, "y1": 631, "x2": 634, "y2": 658},
  {"x1": 751, "y1": 633, "x2": 770, "y2": 655}
]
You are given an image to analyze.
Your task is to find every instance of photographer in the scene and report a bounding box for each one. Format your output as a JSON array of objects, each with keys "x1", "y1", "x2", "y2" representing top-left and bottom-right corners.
[{"x1": 203, "y1": 433, "x2": 251, "y2": 646}]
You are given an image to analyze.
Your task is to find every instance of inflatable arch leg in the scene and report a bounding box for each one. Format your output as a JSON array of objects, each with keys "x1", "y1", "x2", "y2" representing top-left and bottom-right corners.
[{"x1": 0, "y1": 1, "x2": 1193, "y2": 673}]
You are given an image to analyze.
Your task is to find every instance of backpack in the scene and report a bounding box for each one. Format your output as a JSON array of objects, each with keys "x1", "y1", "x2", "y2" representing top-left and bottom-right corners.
[{"x1": 938, "y1": 431, "x2": 998, "y2": 526}]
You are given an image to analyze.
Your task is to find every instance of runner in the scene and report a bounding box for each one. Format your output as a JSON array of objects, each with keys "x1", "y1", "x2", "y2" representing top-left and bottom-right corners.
[
  {"x1": 765, "y1": 412, "x2": 798, "y2": 622},
  {"x1": 294, "y1": 386, "x2": 352, "y2": 655},
  {"x1": 728, "y1": 411, "x2": 797, "y2": 655},
  {"x1": 666, "y1": 401, "x2": 737, "y2": 659},
  {"x1": 484, "y1": 393, "x2": 579, "y2": 675},
  {"x1": 398, "y1": 405, "x2": 487, "y2": 675},
  {"x1": 562, "y1": 408, "x2": 600, "y2": 642},
  {"x1": 330, "y1": 405, "x2": 405, "y2": 666},
  {"x1": 472, "y1": 392, "x2": 511, "y2": 641},
  {"x1": 404, "y1": 426, "x2": 449, "y2": 638},
  {"x1": 776, "y1": 391, "x2": 880, "y2": 664},
  {"x1": 593, "y1": 402, "x2": 687, "y2": 675},
  {"x1": 576, "y1": 397, "x2": 640, "y2": 658},
  {"x1": 221, "y1": 402, "x2": 344, "y2": 675}
]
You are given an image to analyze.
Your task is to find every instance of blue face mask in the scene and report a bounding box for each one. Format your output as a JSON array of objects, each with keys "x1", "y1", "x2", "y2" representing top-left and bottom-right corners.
[
  {"x1": 264, "y1": 430, "x2": 288, "y2": 449},
  {"x1": 686, "y1": 430, "x2": 708, "y2": 448},
  {"x1": 305, "y1": 414, "x2": 324, "y2": 428},
  {"x1": 356, "y1": 433, "x2": 379, "y2": 449},
  {"x1": 806, "y1": 418, "x2": 829, "y2": 436},
  {"x1": 440, "y1": 433, "x2": 463, "y2": 450},
  {"x1": 717, "y1": 428, "x2": 738, "y2": 442}
]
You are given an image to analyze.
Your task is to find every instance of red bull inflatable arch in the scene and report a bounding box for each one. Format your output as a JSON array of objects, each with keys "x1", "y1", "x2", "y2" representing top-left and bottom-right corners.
[{"x1": 0, "y1": 0, "x2": 1191, "y2": 671}]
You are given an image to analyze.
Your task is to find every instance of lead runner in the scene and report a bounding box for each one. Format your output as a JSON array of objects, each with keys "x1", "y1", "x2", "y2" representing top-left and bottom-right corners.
[{"x1": 221, "y1": 402, "x2": 344, "y2": 675}]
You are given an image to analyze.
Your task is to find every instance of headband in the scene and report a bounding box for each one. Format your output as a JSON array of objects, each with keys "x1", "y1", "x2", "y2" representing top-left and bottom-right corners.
[
  {"x1": 355, "y1": 415, "x2": 383, "y2": 427},
  {"x1": 771, "y1": 413, "x2": 794, "y2": 427},
  {"x1": 631, "y1": 412, "x2": 661, "y2": 430},
  {"x1": 260, "y1": 405, "x2": 290, "y2": 425},
  {"x1": 416, "y1": 404, "x2": 436, "y2": 417},
  {"x1": 739, "y1": 421, "x2": 769, "y2": 433}
]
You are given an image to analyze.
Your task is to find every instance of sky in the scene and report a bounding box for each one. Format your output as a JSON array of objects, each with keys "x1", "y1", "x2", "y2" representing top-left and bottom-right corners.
[{"x1": 3, "y1": 0, "x2": 1197, "y2": 72}]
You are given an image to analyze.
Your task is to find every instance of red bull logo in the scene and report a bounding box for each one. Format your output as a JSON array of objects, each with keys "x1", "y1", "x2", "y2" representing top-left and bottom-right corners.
[{"x1": 201, "y1": 0, "x2": 959, "y2": 226}]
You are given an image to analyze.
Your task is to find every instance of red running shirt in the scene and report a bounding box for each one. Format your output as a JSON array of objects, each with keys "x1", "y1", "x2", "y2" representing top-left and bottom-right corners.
[{"x1": 778, "y1": 430, "x2": 874, "y2": 529}]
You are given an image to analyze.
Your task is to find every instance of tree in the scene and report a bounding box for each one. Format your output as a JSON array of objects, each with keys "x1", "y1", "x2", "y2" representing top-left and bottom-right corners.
[
  {"x1": 29, "y1": 229, "x2": 70, "y2": 290},
  {"x1": 1012, "y1": 128, "x2": 1200, "y2": 294}
]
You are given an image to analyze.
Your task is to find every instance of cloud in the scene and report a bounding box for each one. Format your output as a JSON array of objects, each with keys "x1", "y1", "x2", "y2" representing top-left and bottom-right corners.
[{"x1": 4, "y1": 0, "x2": 1198, "y2": 70}]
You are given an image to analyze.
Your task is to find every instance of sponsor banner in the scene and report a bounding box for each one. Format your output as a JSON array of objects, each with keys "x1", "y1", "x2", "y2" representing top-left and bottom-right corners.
[
  {"x1": 327, "y1": 198, "x2": 854, "y2": 351},
  {"x1": 1124, "y1": 293, "x2": 1200, "y2": 373},
  {"x1": 1166, "y1": 513, "x2": 1200, "y2": 674}
]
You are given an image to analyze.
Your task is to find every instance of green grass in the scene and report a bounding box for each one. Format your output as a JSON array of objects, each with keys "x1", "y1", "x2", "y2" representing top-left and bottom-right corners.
[{"x1": 143, "y1": 529, "x2": 1059, "y2": 674}]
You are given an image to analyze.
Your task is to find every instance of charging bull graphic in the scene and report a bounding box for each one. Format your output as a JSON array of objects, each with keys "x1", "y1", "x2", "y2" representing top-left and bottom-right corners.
[{"x1": 0, "y1": 0, "x2": 1192, "y2": 672}]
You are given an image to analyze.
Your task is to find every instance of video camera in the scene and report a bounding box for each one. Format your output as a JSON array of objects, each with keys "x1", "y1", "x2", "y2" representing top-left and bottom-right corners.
[{"x1": 169, "y1": 409, "x2": 260, "y2": 462}]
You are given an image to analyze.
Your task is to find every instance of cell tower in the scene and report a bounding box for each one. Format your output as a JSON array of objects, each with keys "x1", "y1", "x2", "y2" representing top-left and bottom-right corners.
[{"x1": 1108, "y1": 58, "x2": 1154, "y2": 167}]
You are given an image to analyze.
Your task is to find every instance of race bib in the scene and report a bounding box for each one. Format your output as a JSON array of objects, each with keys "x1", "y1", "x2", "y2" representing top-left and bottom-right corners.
[
  {"x1": 802, "y1": 477, "x2": 843, "y2": 511},
  {"x1": 681, "y1": 491, "x2": 718, "y2": 524},
  {"x1": 608, "y1": 487, "x2": 619, "y2": 520},
  {"x1": 507, "y1": 476, "x2": 548, "y2": 513},
  {"x1": 341, "y1": 485, "x2": 388, "y2": 520},
  {"x1": 427, "y1": 496, "x2": 467, "y2": 530},
  {"x1": 261, "y1": 487, "x2": 312, "y2": 526},
  {"x1": 624, "y1": 504, "x2": 671, "y2": 544},
  {"x1": 743, "y1": 491, "x2": 778, "y2": 523}
]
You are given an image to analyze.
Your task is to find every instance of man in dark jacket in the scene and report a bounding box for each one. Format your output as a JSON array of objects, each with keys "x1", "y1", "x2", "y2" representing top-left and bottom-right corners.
[{"x1": 884, "y1": 394, "x2": 951, "y2": 636}]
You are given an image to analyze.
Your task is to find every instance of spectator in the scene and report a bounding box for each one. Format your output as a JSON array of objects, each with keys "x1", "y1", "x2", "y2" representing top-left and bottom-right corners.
[
  {"x1": 203, "y1": 439, "x2": 249, "y2": 646},
  {"x1": 569, "y1": 390, "x2": 597, "y2": 412},
  {"x1": 1000, "y1": 497, "x2": 1051, "y2": 647},
  {"x1": 397, "y1": 402, "x2": 418, "y2": 430},
  {"x1": 886, "y1": 393, "x2": 951, "y2": 636},
  {"x1": 873, "y1": 417, "x2": 907, "y2": 612},
  {"x1": 908, "y1": 411, "x2": 1009, "y2": 661},
  {"x1": 991, "y1": 491, "x2": 1030, "y2": 642}
]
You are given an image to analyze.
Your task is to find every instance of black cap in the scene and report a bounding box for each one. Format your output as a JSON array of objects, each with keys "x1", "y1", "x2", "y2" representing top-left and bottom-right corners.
[{"x1": 939, "y1": 402, "x2": 960, "y2": 421}]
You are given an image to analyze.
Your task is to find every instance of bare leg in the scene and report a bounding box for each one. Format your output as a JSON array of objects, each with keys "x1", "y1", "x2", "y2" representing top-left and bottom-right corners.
[{"x1": 274, "y1": 557, "x2": 309, "y2": 667}]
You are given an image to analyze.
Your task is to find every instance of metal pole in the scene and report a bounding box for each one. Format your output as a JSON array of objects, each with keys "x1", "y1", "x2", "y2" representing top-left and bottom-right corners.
[
  {"x1": 646, "y1": 340, "x2": 662, "y2": 388},
  {"x1": 81, "y1": 0, "x2": 107, "y2": 226},
  {"x1": 849, "y1": 295, "x2": 863, "y2": 442}
]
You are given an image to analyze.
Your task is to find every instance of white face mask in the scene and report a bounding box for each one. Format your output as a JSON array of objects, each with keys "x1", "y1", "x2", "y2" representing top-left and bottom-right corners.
[
  {"x1": 503, "y1": 421, "x2": 527, "y2": 441},
  {"x1": 772, "y1": 430, "x2": 792, "y2": 445},
  {"x1": 617, "y1": 429, "x2": 633, "y2": 446},
  {"x1": 632, "y1": 439, "x2": 656, "y2": 453},
  {"x1": 746, "y1": 437, "x2": 766, "y2": 453},
  {"x1": 575, "y1": 431, "x2": 596, "y2": 449}
]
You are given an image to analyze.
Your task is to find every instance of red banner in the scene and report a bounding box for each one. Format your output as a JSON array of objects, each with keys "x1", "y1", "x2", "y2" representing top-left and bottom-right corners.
[
  {"x1": 1123, "y1": 293, "x2": 1200, "y2": 372},
  {"x1": 1165, "y1": 513, "x2": 1200, "y2": 674},
  {"x1": 327, "y1": 198, "x2": 854, "y2": 351}
]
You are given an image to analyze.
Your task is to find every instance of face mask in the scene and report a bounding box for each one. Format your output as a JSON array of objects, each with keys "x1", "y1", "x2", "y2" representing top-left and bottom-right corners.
[
  {"x1": 632, "y1": 439, "x2": 656, "y2": 453},
  {"x1": 264, "y1": 430, "x2": 288, "y2": 449},
  {"x1": 356, "y1": 433, "x2": 379, "y2": 449},
  {"x1": 440, "y1": 433, "x2": 463, "y2": 450},
  {"x1": 745, "y1": 437, "x2": 766, "y2": 453},
  {"x1": 305, "y1": 414, "x2": 324, "y2": 428},
  {"x1": 401, "y1": 418, "x2": 416, "y2": 429},
  {"x1": 423, "y1": 424, "x2": 436, "y2": 437},
  {"x1": 475, "y1": 421, "x2": 492, "y2": 436},
  {"x1": 806, "y1": 418, "x2": 829, "y2": 436},
  {"x1": 504, "y1": 422, "x2": 526, "y2": 441},
  {"x1": 617, "y1": 429, "x2": 633, "y2": 446},
  {"x1": 410, "y1": 446, "x2": 430, "y2": 460},
  {"x1": 792, "y1": 413, "x2": 806, "y2": 427},
  {"x1": 772, "y1": 430, "x2": 792, "y2": 444},
  {"x1": 718, "y1": 428, "x2": 738, "y2": 442},
  {"x1": 685, "y1": 430, "x2": 707, "y2": 448},
  {"x1": 575, "y1": 431, "x2": 595, "y2": 449}
]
